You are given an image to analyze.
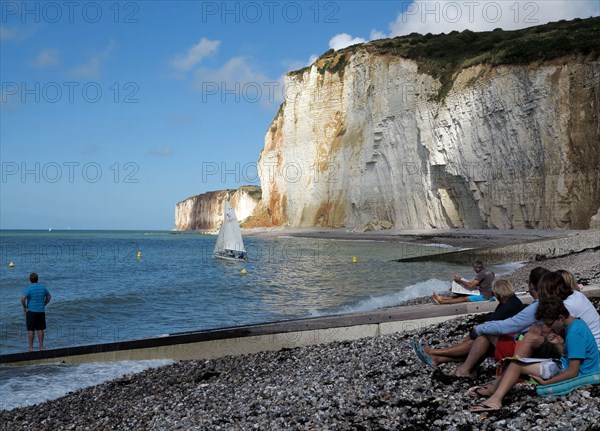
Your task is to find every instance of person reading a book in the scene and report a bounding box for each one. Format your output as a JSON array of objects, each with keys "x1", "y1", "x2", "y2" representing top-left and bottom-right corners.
[
  {"x1": 469, "y1": 296, "x2": 600, "y2": 412},
  {"x1": 432, "y1": 260, "x2": 495, "y2": 305}
]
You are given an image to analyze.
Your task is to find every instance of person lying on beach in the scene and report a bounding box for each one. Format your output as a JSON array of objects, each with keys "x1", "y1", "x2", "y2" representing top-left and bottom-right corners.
[
  {"x1": 413, "y1": 279, "x2": 525, "y2": 370},
  {"x1": 446, "y1": 267, "x2": 550, "y2": 377},
  {"x1": 432, "y1": 260, "x2": 495, "y2": 305},
  {"x1": 512, "y1": 270, "x2": 600, "y2": 360},
  {"x1": 469, "y1": 296, "x2": 600, "y2": 412}
]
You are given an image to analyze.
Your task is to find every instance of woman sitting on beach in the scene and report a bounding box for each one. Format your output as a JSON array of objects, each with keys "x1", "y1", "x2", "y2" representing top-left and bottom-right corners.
[
  {"x1": 469, "y1": 296, "x2": 600, "y2": 412},
  {"x1": 557, "y1": 269, "x2": 583, "y2": 291},
  {"x1": 511, "y1": 270, "x2": 600, "y2": 359},
  {"x1": 413, "y1": 279, "x2": 525, "y2": 368}
]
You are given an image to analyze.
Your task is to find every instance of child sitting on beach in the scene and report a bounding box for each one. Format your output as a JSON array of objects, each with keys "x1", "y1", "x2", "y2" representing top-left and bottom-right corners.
[
  {"x1": 513, "y1": 270, "x2": 600, "y2": 360},
  {"x1": 469, "y1": 296, "x2": 600, "y2": 412}
]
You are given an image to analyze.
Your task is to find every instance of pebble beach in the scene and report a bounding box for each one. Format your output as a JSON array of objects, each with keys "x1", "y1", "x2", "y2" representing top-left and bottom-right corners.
[
  {"x1": 2, "y1": 231, "x2": 599, "y2": 430},
  {"x1": 2, "y1": 300, "x2": 599, "y2": 430}
]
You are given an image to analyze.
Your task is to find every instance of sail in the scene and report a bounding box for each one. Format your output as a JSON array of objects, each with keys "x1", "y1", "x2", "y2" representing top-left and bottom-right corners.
[{"x1": 213, "y1": 200, "x2": 246, "y2": 257}]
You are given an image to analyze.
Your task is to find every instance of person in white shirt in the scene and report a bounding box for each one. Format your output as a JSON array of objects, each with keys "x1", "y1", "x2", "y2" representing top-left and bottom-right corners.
[{"x1": 515, "y1": 270, "x2": 600, "y2": 358}]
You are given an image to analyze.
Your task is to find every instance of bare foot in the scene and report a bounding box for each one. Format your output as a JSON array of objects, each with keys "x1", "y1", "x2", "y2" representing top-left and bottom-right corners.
[
  {"x1": 421, "y1": 347, "x2": 440, "y2": 366},
  {"x1": 469, "y1": 399, "x2": 502, "y2": 412},
  {"x1": 455, "y1": 366, "x2": 477, "y2": 378},
  {"x1": 431, "y1": 294, "x2": 442, "y2": 305},
  {"x1": 467, "y1": 384, "x2": 494, "y2": 398},
  {"x1": 427, "y1": 353, "x2": 441, "y2": 367}
]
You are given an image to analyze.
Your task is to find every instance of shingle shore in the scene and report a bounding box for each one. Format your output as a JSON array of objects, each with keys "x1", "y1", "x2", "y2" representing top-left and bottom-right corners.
[
  {"x1": 2, "y1": 300, "x2": 599, "y2": 430},
  {"x1": 2, "y1": 249, "x2": 599, "y2": 430}
]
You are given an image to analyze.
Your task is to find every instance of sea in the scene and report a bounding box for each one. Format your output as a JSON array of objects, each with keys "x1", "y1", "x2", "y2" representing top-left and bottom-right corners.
[{"x1": 0, "y1": 230, "x2": 523, "y2": 411}]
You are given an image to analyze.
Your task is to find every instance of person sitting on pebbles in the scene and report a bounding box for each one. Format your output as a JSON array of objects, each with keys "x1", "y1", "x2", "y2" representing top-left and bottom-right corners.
[
  {"x1": 413, "y1": 279, "x2": 525, "y2": 371},
  {"x1": 469, "y1": 296, "x2": 600, "y2": 412},
  {"x1": 432, "y1": 261, "x2": 495, "y2": 305}
]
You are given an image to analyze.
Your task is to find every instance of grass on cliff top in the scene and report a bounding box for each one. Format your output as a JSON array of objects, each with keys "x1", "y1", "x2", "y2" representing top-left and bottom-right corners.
[{"x1": 302, "y1": 16, "x2": 600, "y2": 101}]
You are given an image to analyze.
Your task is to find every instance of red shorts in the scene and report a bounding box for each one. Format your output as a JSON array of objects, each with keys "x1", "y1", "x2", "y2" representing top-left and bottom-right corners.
[{"x1": 493, "y1": 334, "x2": 518, "y2": 361}]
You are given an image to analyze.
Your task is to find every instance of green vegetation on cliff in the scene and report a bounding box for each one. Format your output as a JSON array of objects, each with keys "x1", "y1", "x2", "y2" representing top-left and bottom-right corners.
[{"x1": 311, "y1": 17, "x2": 600, "y2": 101}]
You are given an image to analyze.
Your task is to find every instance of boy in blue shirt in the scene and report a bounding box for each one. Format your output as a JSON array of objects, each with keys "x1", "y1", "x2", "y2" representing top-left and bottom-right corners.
[
  {"x1": 470, "y1": 296, "x2": 600, "y2": 412},
  {"x1": 21, "y1": 273, "x2": 52, "y2": 352}
]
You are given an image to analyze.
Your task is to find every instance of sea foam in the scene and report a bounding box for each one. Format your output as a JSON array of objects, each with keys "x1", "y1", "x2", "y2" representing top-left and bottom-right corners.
[{"x1": 0, "y1": 359, "x2": 173, "y2": 411}]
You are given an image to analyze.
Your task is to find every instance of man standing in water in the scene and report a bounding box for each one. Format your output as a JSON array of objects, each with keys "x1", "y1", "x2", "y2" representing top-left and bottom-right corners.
[{"x1": 21, "y1": 273, "x2": 51, "y2": 352}]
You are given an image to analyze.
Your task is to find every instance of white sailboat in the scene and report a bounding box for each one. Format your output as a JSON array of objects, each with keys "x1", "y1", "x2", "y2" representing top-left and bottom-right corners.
[{"x1": 213, "y1": 199, "x2": 247, "y2": 262}]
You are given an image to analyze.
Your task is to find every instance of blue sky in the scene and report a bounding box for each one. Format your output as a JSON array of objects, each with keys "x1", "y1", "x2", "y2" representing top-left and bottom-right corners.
[{"x1": 1, "y1": 1, "x2": 598, "y2": 230}]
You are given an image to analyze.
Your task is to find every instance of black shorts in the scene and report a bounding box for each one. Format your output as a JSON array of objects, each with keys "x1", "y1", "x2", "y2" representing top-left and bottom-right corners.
[
  {"x1": 26, "y1": 311, "x2": 46, "y2": 331},
  {"x1": 532, "y1": 339, "x2": 561, "y2": 359}
]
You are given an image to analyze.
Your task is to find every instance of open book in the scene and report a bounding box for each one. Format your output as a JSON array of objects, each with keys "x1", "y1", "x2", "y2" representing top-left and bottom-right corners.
[{"x1": 451, "y1": 279, "x2": 480, "y2": 296}]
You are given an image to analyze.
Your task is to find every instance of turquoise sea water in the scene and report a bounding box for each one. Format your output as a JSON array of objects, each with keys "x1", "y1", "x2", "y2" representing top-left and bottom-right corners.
[{"x1": 0, "y1": 230, "x2": 522, "y2": 410}]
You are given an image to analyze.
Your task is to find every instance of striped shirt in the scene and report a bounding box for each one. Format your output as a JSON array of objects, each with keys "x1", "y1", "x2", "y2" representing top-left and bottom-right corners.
[{"x1": 23, "y1": 284, "x2": 51, "y2": 313}]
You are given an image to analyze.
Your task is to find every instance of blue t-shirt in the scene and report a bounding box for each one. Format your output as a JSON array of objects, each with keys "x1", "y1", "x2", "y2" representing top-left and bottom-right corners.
[
  {"x1": 560, "y1": 319, "x2": 600, "y2": 376},
  {"x1": 23, "y1": 283, "x2": 51, "y2": 313}
]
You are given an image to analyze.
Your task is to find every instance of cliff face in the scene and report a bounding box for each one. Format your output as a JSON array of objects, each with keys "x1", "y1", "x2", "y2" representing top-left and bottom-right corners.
[
  {"x1": 174, "y1": 186, "x2": 260, "y2": 230},
  {"x1": 257, "y1": 53, "x2": 600, "y2": 229}
]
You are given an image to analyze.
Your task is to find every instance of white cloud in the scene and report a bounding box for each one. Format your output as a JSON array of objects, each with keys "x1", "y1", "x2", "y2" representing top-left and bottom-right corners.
[
  {"x1": 377, "y1": 0, "x2": 599, "y2": 37},
  {"x1": 328, "y1": 33, "x2": 367, "y2": 51},
  {"x1": 71, "y1": 39, "x2": 116, "y2": 78},
  {"x1": 81, "y1": 145, "x2": 100, "y2": 155},
  {"x1": 32, "y1": 48, "x2": 59, "y2": 68},
  {"x1": 0, "y1": 25, "x2": 36, "y2": 42},
  {"x1": 194, "y1": 57, "x2": 268, "y2": 86},
  {"x1": 193, "y1": 56, "x2": 283, "y2": 107},
  {"x1": 370, "y1": 30, "x2": 387, "y2": 41},
  {"x1": 148, "y1": 148, "x2": 173, "y2": 157},
  {"x1": 0, "y1": 25, "x2": 18, "y2": 41},
  {"x1": 282, "y1": 54, "x2": 319, "y2": 73},
  {"x1": 169, "y1": 38, "x2": 220, "y2": 72}
]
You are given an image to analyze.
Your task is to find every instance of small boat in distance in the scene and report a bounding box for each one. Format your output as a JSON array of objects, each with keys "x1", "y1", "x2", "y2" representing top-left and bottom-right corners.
[{"x1": 213, "y1": 199, "x2": 247, "y2": 262}]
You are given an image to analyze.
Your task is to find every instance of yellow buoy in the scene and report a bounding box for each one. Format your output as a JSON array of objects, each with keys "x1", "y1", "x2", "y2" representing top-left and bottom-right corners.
[
  {"x1": 137, "y1": 251, "x2": 142, "y2": 258},
  {"x1": 8, "y1": 261, "x2": 15, "y2": 268},
  {"x1": 352, "y1": 256, "x2": 357, "y2": 264},
  {"x1": 241, "y1": 268, "x2": 247, "y2": 275}
]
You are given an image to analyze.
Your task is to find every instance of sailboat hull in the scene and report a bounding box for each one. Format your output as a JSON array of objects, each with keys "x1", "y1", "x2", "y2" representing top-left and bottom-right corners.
[{"x1": 212, "y1": 253, "x2": 247, "y2": 262}]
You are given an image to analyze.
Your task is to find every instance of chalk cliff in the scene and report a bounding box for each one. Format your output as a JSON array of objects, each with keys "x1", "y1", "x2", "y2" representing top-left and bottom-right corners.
[
  {"x1": 174, "y1": 186, "x2": 260, "y2": 230},
  {"x1": 256, "y1": 19, "x2": 600, "y2": 230}
]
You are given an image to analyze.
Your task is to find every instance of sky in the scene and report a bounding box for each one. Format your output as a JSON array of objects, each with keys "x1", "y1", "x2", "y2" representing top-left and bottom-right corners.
[{"x1": 1, "y1": 0, "x2": 598, "y2": 230}]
